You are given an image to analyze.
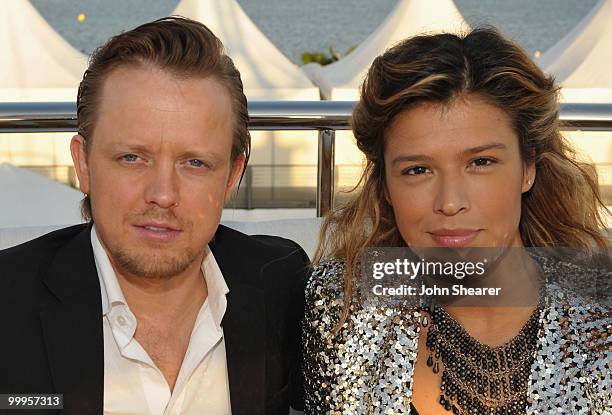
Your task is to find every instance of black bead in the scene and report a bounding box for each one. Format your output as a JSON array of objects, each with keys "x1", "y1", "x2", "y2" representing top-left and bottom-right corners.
[{"x1": 427, "y1": 355, "x2": 434, "y2": 367}]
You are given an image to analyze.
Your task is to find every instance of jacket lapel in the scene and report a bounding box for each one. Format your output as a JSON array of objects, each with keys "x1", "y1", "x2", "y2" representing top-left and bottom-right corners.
[
  {"x1": 39, "y1": 224, "x2": 104, "y2": 415},
  {"x1": 211, "y1": 226, "x2": 266, "y2": 415}
]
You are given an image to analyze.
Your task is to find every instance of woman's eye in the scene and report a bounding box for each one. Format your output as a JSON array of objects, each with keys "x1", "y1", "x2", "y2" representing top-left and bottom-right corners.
[
  {"x1": 471, "y1": 158, "x2": 495, "y2": 168},
  {"x1": 403, "y1": 166, "x2": 431, "y2": 176},
  {"x1": 121, "y1": 154, "x2": 139, "y2": 162}
]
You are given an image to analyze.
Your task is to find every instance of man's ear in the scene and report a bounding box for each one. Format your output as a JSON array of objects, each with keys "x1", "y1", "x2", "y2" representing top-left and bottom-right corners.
[
  {"x1": 70, "y1": 134, "x2": 90, "y2": 194},
  {"x1": 224, "y1": 154, "x2": 246, "y2": 204}
]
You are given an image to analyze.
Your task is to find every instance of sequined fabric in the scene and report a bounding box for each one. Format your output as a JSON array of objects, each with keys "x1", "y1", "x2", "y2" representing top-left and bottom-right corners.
[{"x1": 303, "y1": 259, "x2": 611, "y2": 414}]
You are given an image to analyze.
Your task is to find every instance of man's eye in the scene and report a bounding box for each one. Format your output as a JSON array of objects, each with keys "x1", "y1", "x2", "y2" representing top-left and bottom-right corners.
[
  {"x1": 403, "y1": 166, "x2": 430, "y2": 175},
  {"x1": 121, "y1": 154, "x2": 139, "y2": 162},
  {"x1": 188, "y1": 159, "x2": 206, "y2": 168}
]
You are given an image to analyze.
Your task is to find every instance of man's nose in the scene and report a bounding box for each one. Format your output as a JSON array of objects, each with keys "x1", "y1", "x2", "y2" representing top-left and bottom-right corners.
[
  {"x1": 144, "y1": 161, "x2": 179, "y2": 209},
  {"x1": 433, "y1": 173, "x2": 470, "y2": 216}
]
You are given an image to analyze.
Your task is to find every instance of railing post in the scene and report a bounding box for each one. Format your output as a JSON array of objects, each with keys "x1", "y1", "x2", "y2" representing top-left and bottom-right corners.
[{"x1": 317, "y1": 129, "x2": 335, "y2": 217}]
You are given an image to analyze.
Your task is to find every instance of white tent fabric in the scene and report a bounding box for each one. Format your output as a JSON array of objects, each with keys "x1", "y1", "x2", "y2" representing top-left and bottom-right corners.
[
  {"x1": 0, "y1": 163, "x2": 83, "y2": 228},
  {"x1": 538, "y1": 0, "x2": 612, "y2": 89},
  {"x1": 538, "y1": 0, "x2": 612, "y2": 188},
  {"x1": 0, "y1": 0, "x2": 82, "y2": 180},
  {"x1": 173, "y1": 0, "x2": 321, "y2": 175},
  {"x1": 303, "y1": 0, "x2": 469, "y2": 100},
  {"x1": 0, "y1": 0, "x2": 87, "y2": 94},
  {"x1": 173, "y1": 0, "x2": 319, "y2": 100}
]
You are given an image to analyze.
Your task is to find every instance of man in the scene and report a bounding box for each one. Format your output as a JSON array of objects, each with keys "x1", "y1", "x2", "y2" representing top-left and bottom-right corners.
[{"x1": 0, "y1": 17, "x2": 307, "y2": 415}]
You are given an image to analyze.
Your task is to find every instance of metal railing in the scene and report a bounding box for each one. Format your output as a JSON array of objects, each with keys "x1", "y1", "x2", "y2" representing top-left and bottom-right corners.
[{"x1": 2, "y1": 101, "x2": 612, "y2": 216}]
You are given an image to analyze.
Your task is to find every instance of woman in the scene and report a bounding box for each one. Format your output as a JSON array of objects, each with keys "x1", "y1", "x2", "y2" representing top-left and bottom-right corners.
[{"x1": 303, "y1": 27, "x2": 611, "y2": 414}]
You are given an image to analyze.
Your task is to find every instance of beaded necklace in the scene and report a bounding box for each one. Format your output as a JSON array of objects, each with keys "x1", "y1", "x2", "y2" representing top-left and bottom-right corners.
[{"x1": 420, "y1": 299, "x2": 544, "y2": 415}]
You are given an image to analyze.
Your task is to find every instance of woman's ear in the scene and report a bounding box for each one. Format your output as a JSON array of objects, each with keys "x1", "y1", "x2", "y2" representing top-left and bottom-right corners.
[
  {"x1": 384, "y1": 182, "x2": 393, "y2": 206},
  {"x1": 522, "y1": 161, "x2": 536, "y2": 193}
]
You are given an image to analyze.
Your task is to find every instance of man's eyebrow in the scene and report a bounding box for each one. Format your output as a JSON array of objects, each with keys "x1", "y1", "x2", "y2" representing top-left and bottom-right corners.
[
  {"x1": 107, "y1": 143, "x2": 151, "y2": 153},
  {"x1": 177, "y1": 150, "x2": 225, "y2": 162},
  {"x1": 107, "y1": 144, "x2": 226, "y2": 162}
]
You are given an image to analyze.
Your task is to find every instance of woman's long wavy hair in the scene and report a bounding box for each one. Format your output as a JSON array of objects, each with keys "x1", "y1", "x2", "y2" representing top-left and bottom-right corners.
[{"x1": 314, "y1": 26, "x2": 610, "y2": 334}]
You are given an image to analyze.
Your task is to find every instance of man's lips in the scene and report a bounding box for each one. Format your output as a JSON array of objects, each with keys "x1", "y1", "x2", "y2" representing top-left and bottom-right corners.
[
  {"x1": 133, "y1": 223, "x2": 182, "y2": 242},
  {"x1": 427, "y1": 229, "x2": 481, "y2": 247}
]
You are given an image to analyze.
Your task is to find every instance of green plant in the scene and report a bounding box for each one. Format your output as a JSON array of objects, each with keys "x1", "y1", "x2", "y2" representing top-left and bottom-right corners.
[{"x1": 301, "y1": 45, "x2": 356, "y2": 66}]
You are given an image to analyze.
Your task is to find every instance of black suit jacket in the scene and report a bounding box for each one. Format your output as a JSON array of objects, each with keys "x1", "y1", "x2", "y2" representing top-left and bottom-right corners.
[{"x1": 0, "y1": 223, "x2": 309, "y2": 415}]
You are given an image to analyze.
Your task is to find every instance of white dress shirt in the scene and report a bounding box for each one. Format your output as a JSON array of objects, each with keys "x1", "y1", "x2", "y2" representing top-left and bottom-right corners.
[{"x1": 91, "y1": 225, "x2": 232, "y2": 415}]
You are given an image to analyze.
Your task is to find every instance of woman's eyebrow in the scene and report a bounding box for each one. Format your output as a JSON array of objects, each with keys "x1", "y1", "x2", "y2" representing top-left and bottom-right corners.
[
  {"x1": 391, "y1": 154, "x2": 434, "y2": 165},
  {"x1": 391, "y1": 143, "x2": 508, "y2": 166},
  {"x1": 462, "y1": 142, "x2": 508, "y2": 155}
]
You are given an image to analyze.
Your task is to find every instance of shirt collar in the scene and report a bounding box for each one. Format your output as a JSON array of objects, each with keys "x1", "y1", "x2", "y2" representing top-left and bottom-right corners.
[
  {"x1": 201, "y1": 244, "x2": 230, "y2": 328},
  {"x1": 91, "y1": 224, "x2": 229, "y2": 327},
  {"x1": 91, "y1": 225, "x2": 125, "y2": 316}
]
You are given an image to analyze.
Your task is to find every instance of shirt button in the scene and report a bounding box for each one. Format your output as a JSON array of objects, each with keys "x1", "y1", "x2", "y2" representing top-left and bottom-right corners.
[{"x1": 116, "y1": 316, "x2": 128, "y2": 326}]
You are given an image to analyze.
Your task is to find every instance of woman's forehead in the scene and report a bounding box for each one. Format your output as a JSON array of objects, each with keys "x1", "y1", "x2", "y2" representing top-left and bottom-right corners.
[{"x1": 385, "y1": 96, "x2": 517, "y2": 154}]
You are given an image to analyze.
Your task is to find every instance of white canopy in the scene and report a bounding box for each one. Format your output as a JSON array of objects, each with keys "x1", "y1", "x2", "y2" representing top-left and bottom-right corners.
[
  {"x1": 0, "y1": 0, "x2": 87, "y2": 94},
  {"x1": 0, "y1": 163, "x2": 82, "y2": 228},
  {"x1": 173, "y1": 0, "x2": 319, "y2": 100},
  {"x1": 303, "y1": 0, "x2": 469, "y2": 100},
  {"x1": 0, "y1": 3, "x2": 84, "y2": 192},
  {"x1": 539, "y1": 0, "x2": 612, "y2": 89},
  {"x1": 172, "y1": 0, "x2": 321, "y2": 171}
]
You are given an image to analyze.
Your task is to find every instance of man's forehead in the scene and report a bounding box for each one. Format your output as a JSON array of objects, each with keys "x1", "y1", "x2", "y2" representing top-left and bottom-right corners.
[
  {"x1": 94, "y1": 122, "x2": 231, "y2": 155},
  {"x1": 91, "y1": 65, "x2": 234, "y2": 145},
  {"x1": 98, "y1": 65, "x2": 231, "y2": 113}
]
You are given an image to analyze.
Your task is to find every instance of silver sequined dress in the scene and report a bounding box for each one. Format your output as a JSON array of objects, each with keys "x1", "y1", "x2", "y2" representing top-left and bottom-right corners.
[{"x1": 303, "y1": 259, "x2": 611, "y2": 414}]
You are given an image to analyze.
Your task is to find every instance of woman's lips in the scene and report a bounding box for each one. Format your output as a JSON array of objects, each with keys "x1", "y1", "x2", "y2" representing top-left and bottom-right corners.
[{"x1": 428, "y1": 229, "x2": 481, "y2": 247}]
